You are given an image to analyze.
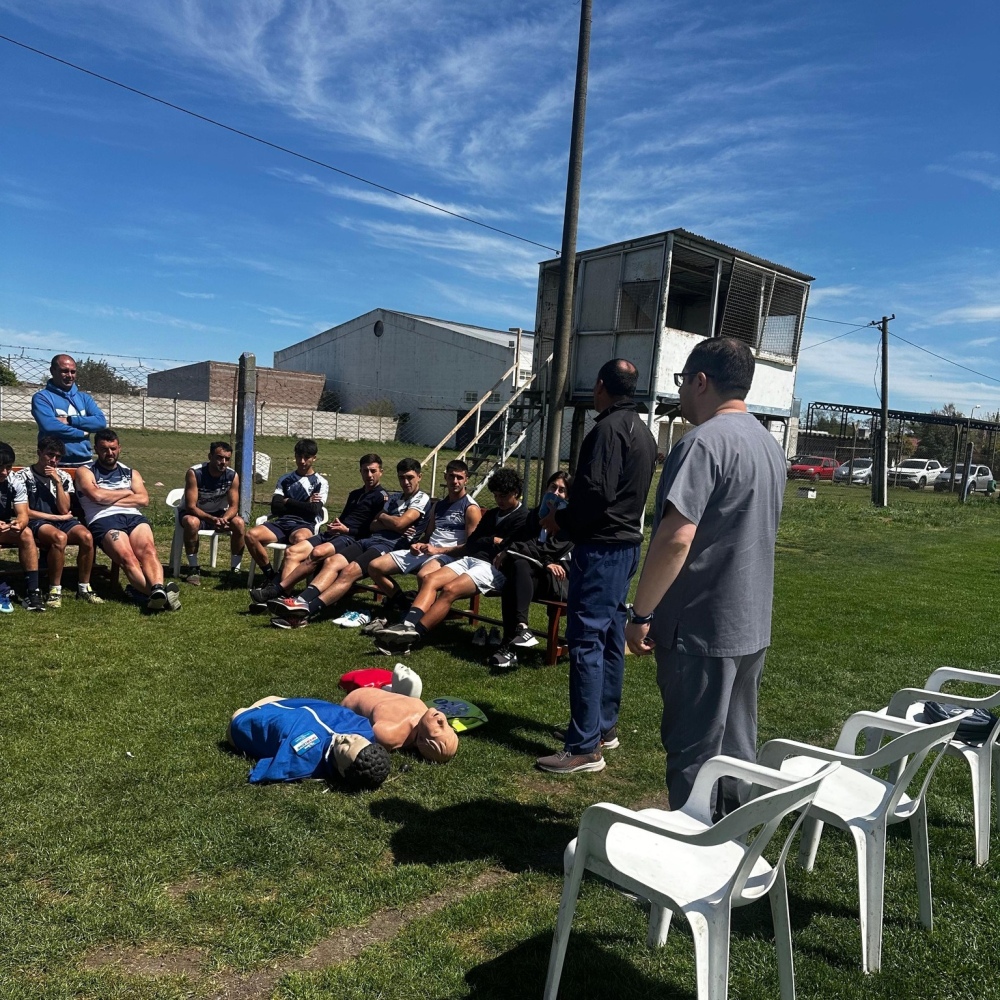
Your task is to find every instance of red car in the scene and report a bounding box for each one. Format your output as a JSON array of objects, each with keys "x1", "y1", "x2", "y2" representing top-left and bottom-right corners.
[{"x1": 789, "y1": 456, "x2": 840, "y2": 481}]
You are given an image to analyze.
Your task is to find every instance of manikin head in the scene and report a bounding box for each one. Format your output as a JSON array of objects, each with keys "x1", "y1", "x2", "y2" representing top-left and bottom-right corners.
[
  {"x1": 413, "y1": 707, "x2": 459, "y2": 763},
  {"x1": 328, "y1": 732, "x2": 392, "y2": 791},
  {"x1": 93, "y1": 429, "x2": 121, "y2": 470},
  {"x1": 359, "y1": 453, "x2": 383, "y2": 490},
  {"x1": 676, "y1": 338, "x2": 754, "y2": 426},
  {"x1": 206, "y1": 441, "x2": 232, "y2": 478},
  {"x1": 593, "y1": 358, "x2": 638, "y2": 414},
  {"x1": 396, "y1": 457, "x2": 422, "y2": 498},
  {"x1": 49, "y1": 354, "x2": 78, "y2": 391}
]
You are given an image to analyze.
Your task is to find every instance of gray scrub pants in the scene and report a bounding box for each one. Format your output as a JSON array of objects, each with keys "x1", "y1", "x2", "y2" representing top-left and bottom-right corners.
[{"x1": 655, "y1": 645, "x2": 768, "y2": 816}]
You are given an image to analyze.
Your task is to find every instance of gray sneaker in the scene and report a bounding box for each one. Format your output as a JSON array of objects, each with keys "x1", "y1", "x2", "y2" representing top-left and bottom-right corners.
[
  {"x1": 536, "y1": 750, "x2": 606, "y2": 774},
  {"x1": 75, "y1": 589, "x2": 105, "y2": 605},
  {"x1": 185, "y1": 571, "x2": 201, "y2": 587},
  {"x1": 360, "y1": 616, "x2": 389, "y2": 635},
  {"x1": 551, "y1": 723, "x2": 620, "y2": 750},
  {"x1": 164, "y1": 582, "x2": 182, "y2": 611}
]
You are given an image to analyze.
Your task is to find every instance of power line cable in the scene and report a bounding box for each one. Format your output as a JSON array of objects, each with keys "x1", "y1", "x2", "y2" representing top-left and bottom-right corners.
[
  {"x1": 0, "y1": 33, "x2": 560, "y2": 255},
  {"x1": 804, "y1": 314, "x2": 870, "y2": 327},
  {"x1": 799, "y1": 323, "x2": 872, "y2": 352},
  {"x1": 887, "y1": 331, "x2": 1000, "y2": 386}
]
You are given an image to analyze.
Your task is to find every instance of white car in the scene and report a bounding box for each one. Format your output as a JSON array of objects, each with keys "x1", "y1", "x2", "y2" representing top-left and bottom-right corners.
[{"x1": 888, "y1": 458, "x2": 944, "y2": 489}]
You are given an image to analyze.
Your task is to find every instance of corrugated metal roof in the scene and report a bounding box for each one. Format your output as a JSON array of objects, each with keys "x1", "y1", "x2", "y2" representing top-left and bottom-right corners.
[
  {"x1": 394, "y1": 311, "x2": 535, "y2": 348},
  {"x1": 540, "y1": 228, "x2": 814, "y2": 283}
]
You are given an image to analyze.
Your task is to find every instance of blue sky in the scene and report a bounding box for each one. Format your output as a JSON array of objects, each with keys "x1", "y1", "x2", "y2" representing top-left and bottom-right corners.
[{"x1": 1, "y1": 0, "x2": 998, "y2": 415}]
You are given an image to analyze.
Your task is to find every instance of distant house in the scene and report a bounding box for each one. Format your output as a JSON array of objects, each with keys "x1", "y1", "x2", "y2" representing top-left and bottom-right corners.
[
  {"x1": 272, "y1": 309, "x2": 533, "y2": 448},
  {"x1": 147, "y1": 361, "x2": 325, "y2": 410}
]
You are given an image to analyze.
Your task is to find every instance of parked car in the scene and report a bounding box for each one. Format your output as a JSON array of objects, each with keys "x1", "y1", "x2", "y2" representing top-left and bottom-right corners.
[
  {"x1": 887, "y1": 458, "x2": 944, "y2": 489},
  {"x1": 789, "y1": 456, "x2": 840, "y2": 481},
  {"x1": 933, "y1": 465, "x2": 994, "y2": 493},
  {"x1": 833, "y1": 457, "x2": 873, "y2": 485}
]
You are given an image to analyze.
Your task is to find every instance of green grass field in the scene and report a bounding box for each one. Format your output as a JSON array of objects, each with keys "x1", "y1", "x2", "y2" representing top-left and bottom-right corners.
[{"x1": 1, "y1": 424, "x2": 1000, "y2": 999}]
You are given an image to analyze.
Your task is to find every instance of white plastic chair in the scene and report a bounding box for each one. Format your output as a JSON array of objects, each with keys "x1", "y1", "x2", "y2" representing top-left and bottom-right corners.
[
  {"x1": 868, "y1": 667, "x2": 1000, "y2": 865},
  {"x1": 167, "y1": 488, "x2": 222, "y2": 578},
  {"x1": 758, "y1": 709, "x2": 969, "y2": 973},
  {"x1": 543, "y1": 757, "x2": 839, "y2": 1000},
  {"x1": 246, "y1": 507, "x2": 328, "y2": 587}
]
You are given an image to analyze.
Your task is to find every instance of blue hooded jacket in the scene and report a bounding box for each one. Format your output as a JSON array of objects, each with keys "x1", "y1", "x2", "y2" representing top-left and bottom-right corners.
[{"x1": 31, "y1": 381, "x2": 107, "y2": 464}]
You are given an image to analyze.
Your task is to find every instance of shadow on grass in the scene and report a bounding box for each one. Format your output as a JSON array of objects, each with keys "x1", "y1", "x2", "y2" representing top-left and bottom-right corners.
[
  {"x1": 455, "y1": 932, "x2": 695, "y2": 1000},
  {"x1": 460, "y1": 704, "x2": 558, "y2": 757},
  {"x1": 370, "y1": 797, "x2": 577, "y2": 873}
]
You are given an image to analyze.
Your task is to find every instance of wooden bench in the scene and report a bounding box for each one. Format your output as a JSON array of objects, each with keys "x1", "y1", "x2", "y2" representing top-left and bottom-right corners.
[{"x1": 350, "y1": 581, "x2": 568, "y2": 665}]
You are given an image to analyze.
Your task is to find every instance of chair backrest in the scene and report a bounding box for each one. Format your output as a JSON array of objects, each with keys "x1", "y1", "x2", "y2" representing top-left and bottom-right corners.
[
  {"x1": 165, "y1": 488, "x2": 185, "y2": 508},
  {"x1": 702, "y1": 762, "x2": 840, "y2": 902}
]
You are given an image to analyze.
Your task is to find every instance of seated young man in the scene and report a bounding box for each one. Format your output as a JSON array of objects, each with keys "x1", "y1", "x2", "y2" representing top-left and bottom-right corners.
[
  {"x1": 0, "y1": 441, "x2": 46, "y2": 611},
  {"x1": 20, "y1": 435, "x2": 103, "y2": 607},
  {"x1": 364, "y1": 459, "x2": 481, "y2": 625},
  {"x1": 180, "y1": 441, "x2": 246, "y2": 585},
  {"x1": 245, "y1": 438, "x2": 329, "y2": 584},
  {"x1": 373, "y1": 466, "x2": 529, "y2": 652},
  {"x1": 489, "y1": 470, "x2": 573, "y2": 669},
  {"x1": 75, "y1": 429, "x2": 180, "y2": 611},
  {"x1": 268, "y1": 457, "x2": 429, "y2": 628},
  {"x1": 249, "y1": 453, "x2": 389, "y2": 606}
]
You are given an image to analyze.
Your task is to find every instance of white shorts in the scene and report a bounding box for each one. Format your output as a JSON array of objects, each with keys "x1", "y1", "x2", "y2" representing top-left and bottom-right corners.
[
  {"x1": 442, "y1": 556, "x2": 505, "y2": 594},
  {"x1": 389, "y1": 550, "x2": 454, "y2": 574}
]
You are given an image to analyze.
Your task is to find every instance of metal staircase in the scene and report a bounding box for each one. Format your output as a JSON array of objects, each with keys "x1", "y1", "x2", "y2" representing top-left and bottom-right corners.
[{"x1": 422, "y1": 354, "x2": 552, "y2": 499}]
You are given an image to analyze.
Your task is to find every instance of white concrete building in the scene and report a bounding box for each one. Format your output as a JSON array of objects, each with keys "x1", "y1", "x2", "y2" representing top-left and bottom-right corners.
[
  {"x1": 273, "y1": 309, "x2": 533, "y2": 448},
  {"x1": 534, "y1": 229, "x2": 813, "y2": 453}
]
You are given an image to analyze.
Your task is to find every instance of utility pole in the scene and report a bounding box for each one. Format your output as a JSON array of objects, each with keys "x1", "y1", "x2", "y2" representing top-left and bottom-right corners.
[
  {"x1": 871, "y1": 315, "x2": 893, "y2": 507},
  {"x1": 543, "y1": 0, "x2": 592, "y2": 479}
]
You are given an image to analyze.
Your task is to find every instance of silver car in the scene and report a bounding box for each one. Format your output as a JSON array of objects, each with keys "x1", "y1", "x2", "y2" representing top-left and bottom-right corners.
[
  {"x1": 933, "y1": 465, "x2": 994, "y2": 493},
  {"x1": 833, "y1": 457, "x2": 873, "y2": 485}
]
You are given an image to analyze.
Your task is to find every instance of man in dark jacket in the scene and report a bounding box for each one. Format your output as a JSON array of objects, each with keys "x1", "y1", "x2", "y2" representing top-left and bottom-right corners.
[
  {"x1": 536, "y1": 359, "x2": 657, "y2": 773},
  {"x1": 31, "y1": 355, "x2": 107, "y2": 467}
]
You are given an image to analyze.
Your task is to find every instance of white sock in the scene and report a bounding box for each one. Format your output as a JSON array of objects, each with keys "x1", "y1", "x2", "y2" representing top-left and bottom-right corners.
[
  {"x1": 77, "y1": 583, "x2": 91, "y2": 593},
  {"x1": 49, "y1": 585, "x2": 62, "y2": 595},
  {"x1": 230, "y1": 553, "x2": 243, "y2": 570},
  {"x1": 187, "y1": 553, "x2": 199, "y2": 568}
]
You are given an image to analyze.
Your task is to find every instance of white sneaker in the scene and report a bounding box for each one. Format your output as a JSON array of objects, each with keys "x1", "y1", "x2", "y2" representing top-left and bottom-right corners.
[{"x1": 334, "y1": 610, "x2": 371, "y2": 628}]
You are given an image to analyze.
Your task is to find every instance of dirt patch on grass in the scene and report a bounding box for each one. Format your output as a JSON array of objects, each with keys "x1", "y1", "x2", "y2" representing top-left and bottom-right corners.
[
  {"x1": 88, "y1": 869, "x2": 512, "y2": 1000},
  {"x1": 84, "y1": 944, "x2": 205, "y2": 978},
  {"x1": 164, "y1": 875, "x2": 204, "y2": 901}
]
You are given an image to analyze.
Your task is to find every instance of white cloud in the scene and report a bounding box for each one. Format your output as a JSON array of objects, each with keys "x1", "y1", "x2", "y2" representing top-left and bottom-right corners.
[{"x1": 176, "y1": 291, "x2": 215, "y2": 299}]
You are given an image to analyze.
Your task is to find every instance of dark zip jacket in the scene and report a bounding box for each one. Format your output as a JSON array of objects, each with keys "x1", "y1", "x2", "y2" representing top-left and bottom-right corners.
[{"x1": 554, "y1": 399, "x2": 657, "y2": 545}]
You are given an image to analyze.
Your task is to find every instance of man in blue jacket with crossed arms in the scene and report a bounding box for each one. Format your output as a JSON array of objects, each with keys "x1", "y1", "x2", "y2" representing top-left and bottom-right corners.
[{"x1": 31, "y1": 355, "x2": 107, "y2": 467}]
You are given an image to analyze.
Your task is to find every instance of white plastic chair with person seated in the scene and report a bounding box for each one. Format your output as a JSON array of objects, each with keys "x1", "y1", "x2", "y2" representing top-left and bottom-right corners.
[
  {"x1": 758, "y1": 709, "x2": 970, "y2": 974},
  {"x1": 245, "y1": 508, "x2": 328, "y2": 587},
  {"x1": 543, "y1": 756, "x2": 840, "y2": 1000},
  {"x1": 866, "y1": 666, "x2": 1000, "y2": 866},
  {"x1": 166, "y1": 488, "x2": 221, "y2": 578}
]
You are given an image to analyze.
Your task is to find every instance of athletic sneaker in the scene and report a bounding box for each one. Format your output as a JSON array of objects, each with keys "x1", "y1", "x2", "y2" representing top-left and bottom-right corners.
[
  {"x1": 250, "y1": 582, "x2": 283, "y2": 605},
  {"x1": 551, "y1": 723, "x2": 620, "y2": 751},
  {"x1": 487, "y1": 627, "x2": 503, "y2": 648},
  {"x1": 164, "y1": 582, "x2": 182, "y2": 611},
  {"x1": 374, "y1": 622, "x2": 420, "y2": 648},
  {"x1": 185, "y1": 571, "x2": 201, "y2": 586},
  {"x1": 23, "y1": 590, "x2": 47, "y2": 612},
  {"x1": 0, "y1": 587, "x2": 15, "y2": 613},
  {"x1": 125, "y1": 584, "x2": 149, "y2": 607},
  {"x1": 271, "y1": 615, "x2": 309, "y2": 630},
  {"x1": 373, "y1": 640, "x2": 410, "y2": 656},
  {"x1": 510, "y1": 627, "x2": 539, "y2": 649},
  {"x1": 334, "y1": 610, "x2": 372, "y2": 628},
  {"x1": 268, "y1": 595, "x2": 311, "y2": 619},
  {"x1": 535, "y1": 750, "x2": 606, "y2": 774},
  {"x1": 75, "y1": 589, "x2": 105, "y2": 605},
  {"x1": 471, "y1": 626, "x2": 488, "y2": 647},
  {"x1": 360, "y1": 616, "x2": 389, "y2": 635},
  {"x1": 46, "y1": 590, "x2": 62, "y2": 608},
  {"x1": 147, "y1": 586, "x2": 168, "y2": 611},
  {"x1": 488, "y1": 645, "x2": 517, "y2": 670},
  {"x1": 247, "y1": 600, "x2": 272, "y2": 615}
]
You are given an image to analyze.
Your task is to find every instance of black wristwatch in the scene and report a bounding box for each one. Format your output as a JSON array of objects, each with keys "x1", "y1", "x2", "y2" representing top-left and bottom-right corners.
[{"x1": 627, "y1": 605, "x2": 654, "y2": 625}]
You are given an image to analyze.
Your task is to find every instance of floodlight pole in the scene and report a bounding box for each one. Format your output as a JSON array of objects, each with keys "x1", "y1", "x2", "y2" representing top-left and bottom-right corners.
[{"x1": 543, "y1": 0, "x2": 592, "y2": 479}]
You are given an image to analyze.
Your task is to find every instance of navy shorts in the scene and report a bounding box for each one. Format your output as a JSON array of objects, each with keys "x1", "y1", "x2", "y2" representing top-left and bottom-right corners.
[
  {"x1": 260, "y1": 516, "x2": 314, "y2": 544},
  {"x1": 89, "y1": 513, "x2": 151, "y2": 545},
  {"x1": 307, "y1": 532, "x2": 356, "y2": 552},
  {"x1": 184, "y1": 511, "x2": 235, "y2": 531},
  {"x1": 29, "y1": 517, "x2": 83, "y2": 537},
  {"x1": 338, "y1": 537, "x2": 396, "y2": 575}
]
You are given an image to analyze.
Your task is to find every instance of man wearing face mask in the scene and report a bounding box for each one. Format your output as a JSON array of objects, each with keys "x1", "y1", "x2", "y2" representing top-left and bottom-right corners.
[{"x1": 31, "y1": 354, "x2": 107, "y2": 468}]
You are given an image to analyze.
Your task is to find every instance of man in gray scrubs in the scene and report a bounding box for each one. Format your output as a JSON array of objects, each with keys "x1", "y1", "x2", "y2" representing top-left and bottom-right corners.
[{"x1": 624, "y1": 337, "x2": 786, "y2": 815}]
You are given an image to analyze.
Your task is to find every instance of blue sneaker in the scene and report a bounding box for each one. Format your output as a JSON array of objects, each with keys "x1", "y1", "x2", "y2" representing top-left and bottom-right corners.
[{"x1": 0, "y1": 585, "x2": 14, "y2": 614}]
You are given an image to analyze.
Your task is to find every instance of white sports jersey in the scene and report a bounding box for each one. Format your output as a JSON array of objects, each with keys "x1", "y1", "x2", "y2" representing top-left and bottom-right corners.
[
  {"x1": 19, "y1": 467, "x2": 74, "y2": 516},
  {"x1": 427, "y1": 494, "x2": 478, "y2": 548},
  {"x1": 79, "y1": 461, "x2": 143, "y2": 525}
]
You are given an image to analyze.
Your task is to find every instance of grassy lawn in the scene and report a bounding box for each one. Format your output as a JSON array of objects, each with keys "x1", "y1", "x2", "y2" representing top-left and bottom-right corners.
[{"x1": 1, "y1": 426, "x2": 1000, "y2": 999}]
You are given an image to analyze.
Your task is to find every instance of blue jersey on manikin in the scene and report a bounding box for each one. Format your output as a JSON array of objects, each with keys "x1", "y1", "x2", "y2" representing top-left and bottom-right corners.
[{"x1": 228, "y1": 698, "x2": 375, "y2": 783}]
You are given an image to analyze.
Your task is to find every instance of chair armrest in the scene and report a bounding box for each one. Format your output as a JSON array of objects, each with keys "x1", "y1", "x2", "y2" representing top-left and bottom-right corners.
[
  {"x1": 758, "y1": 738, "x2": 862, "y2": 770},
  {"x1": 886, "y1": 685, "x2": 1000, "y2": 718},
  {"x1": 576, "y1": 802, "x2": 712, "y2": 868},
  {"x1": 923, "y1": 666, "x2": 1000, "y2": 693},
  {"x1": 686, "y1": 756, "x2": 801, "y2": 822}
]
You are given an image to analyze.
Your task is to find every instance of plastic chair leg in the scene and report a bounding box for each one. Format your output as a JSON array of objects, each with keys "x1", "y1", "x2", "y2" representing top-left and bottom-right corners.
[
  {"x1": 853, "y1": 823, "x2": 886, "y2": 974},
  {"x1": 209, "y1": 533, "x2": 220, "y2": 569},
  {"x1": 797, "y1": 815, "x2": 824, "y2": 871},
  {"x1": 687, "y1": 906, "x2": 731, "y2": 1000},
  {"x1": 968, "y1": 745, "x2": 993, "y2": 865},
  {"x1": 909, "y1": 800, "x2": 933, "y2": 929},
  {"x1": 646, "y1": 903, "x2": 672, "y2": 948},
  {"x1": 170, "y1": 525, "x2": 184, "y2": 578},
  {"x1": 542, "y1": 860, "x2": 586, "y2": 1000},
  {"x1": 769, "y1": 866, "x2": 796, "y2": 1000}
]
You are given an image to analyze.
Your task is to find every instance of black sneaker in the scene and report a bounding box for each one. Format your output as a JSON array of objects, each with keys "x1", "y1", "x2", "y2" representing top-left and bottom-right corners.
[
  {"x1": 487, "y1": 627, "x2": 503, "y2": 648},
  {"x1": 471, "y1": 626, "x2": 488, "y2": 647},
  {"x1": 250, "y1": 582, "x2": 284, "y2": 605},
  {"x1": 488, "y1": 645, "x2": 517, "y2": 670},
  {"x1": 125, "y1": 584, "x2": 149, "y2": 607},
  {"x1": 270, "y1": 615, "x2": 310, "y2": 630},
  {"x1": 511, "y1": 627, "x2": 539, "y2": 649},
  {"x1": 23, "y1": 590, "x2": 47, "y2": 612},
  {"x1": 147, "y1": 586, "x2": 168, "y2": 611},
  {"x1": 551, "y1": 723, "x2": 620, "y2": 750}
]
